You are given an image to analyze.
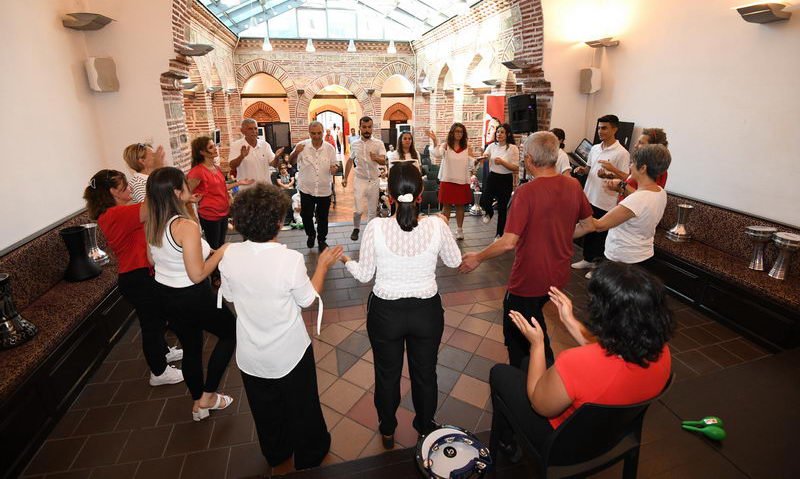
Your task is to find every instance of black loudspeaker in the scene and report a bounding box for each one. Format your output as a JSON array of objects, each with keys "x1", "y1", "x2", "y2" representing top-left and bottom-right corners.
[
  {"x1": 592, "y1": 120, "x2": 635, "y2": 150},
  {"x1": 508, "y1": 94, "x2": 538, "y2": 134}
]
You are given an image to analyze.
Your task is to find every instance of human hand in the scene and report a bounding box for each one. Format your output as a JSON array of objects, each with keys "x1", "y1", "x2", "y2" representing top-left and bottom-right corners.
[
  {"x1": 508, "y1": 310, "x2": 544, "y2": 349},
  {"x1": 597, "y1": 168, "x2": 615, "y2": 179},
  {"x1": 341, "y1": 179, "x2": 347, "y2": 188},
  {"x1": 493, "y1": 157, "x2": 503, "y2": 165},
  {"x1": 274, "y1": 147, "x2": 285, "y2": 158},
  {"x1": 339, "y1": 254, "x2": 351, "y2": 264},
  {"x1": 154, "y1": 145, "x2": 165, "y2": 166},
  {"x1": 603, "y1": 179, "x2": 621, "y2": 194},
  {"x1": 318, "y1": 245, "x2": 344, "y2": 268},
  {"x1": 188, "y1": 193, "x2": 202, "y2": 203},
  {"x1": 459, "y1": 252, "x2": 481, "y2": 274},
  {"x1": 238, "y1": 178, "x2": 255, "y2": 186},
  {"x1": 426, "y1": 130, "x2": 437, "y2": 141},
  {"x1": 240, "y1": 145, "x2": 250, "y2": 158},
  {"x1": 548, "y1": 287, "x2": 576, "y2": 326},
  {"x1": 573, "y1": 166, "x2": 588, "y2": 175},
  {"x1": 294, "y1": 143, "x2": 305, "y2": 154}
]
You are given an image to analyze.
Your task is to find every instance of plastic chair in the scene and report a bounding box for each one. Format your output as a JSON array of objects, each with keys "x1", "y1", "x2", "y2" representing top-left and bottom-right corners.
[{"x1": 490, "y1": 374, "x2": 674, "y2": 479}]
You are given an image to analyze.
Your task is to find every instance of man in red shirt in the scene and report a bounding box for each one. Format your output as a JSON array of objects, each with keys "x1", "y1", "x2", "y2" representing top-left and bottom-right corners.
[{"x1": 461, "y1": 131, "x2": 593, "y2": 368}]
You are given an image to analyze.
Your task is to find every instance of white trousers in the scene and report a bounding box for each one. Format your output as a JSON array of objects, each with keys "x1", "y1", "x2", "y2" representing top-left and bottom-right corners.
[{"x1": 354, "y1": 176, "x2": 379, "y2": 220}]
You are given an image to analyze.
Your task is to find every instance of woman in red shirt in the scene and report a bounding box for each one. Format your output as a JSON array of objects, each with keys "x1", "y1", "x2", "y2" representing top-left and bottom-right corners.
[
  {"x1": 83, "y1": 170, "x2": 184, "y2": 386},
  {"x1": 187, "y1": 136, "x2": 252, "y2": 249},
  {"x1": 489, "y1": 261, "x2": 674, "y2": 459}
]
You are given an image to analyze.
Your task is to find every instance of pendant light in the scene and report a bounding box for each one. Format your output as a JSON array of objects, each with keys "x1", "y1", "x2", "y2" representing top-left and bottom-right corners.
[
  {"x1": 387, "y1": 40, "x2": 397, "y2": 54},
  {"x1": 347, "y1": 39, "x2": 357, "y2": 52},
  {"x1": 305, "y1": 38, "x2": 316, "y2": 52}
]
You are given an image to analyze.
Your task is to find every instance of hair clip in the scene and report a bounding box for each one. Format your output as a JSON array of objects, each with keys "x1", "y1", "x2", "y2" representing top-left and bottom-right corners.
[{"x1": 397, "y1": 193, "x2": 414, "y2": 203}]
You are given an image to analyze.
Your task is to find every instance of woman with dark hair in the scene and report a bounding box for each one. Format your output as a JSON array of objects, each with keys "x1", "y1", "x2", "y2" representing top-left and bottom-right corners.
[
  {"x1": 476, "y1": 123, "x2": 519, "y2": 238},
  {"x1": 146, "y1": 166, "x2": 236, "y2": 421},
  {"x1": 549, "y1": 128, "x2": 573, "y2": 176},
  {"x1": 219, "y1": 184, "x2": 343, "y2": 469},
  {"x1": 489, "y1": 261, "x2": 674, "y2": 459},
  {"x1": 83, "y1": 170, "x2": 183, "y2": 387},
  {"x1": 427, "y1": 123, "x2": 476, "y2": 240},
  {"x1": 575, "y1": 144, "x2": 671, "y2": 268},
  {"x1": 387, "y1": 131, "x2": 420, "y2": 170},
  {"x1": 187, "y1": 136, "x2": 253, "y2": 249},
  {"x1": 341, "y1": 162, "x2": 462, "y2": 449}
]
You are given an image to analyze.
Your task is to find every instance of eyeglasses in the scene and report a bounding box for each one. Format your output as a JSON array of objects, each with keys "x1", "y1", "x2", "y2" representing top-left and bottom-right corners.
[{"x1": 136, "y1": 143, "x2": 151, "y2": 159}]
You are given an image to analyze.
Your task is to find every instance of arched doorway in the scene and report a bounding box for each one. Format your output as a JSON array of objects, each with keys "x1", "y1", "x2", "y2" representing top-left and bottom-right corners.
[
  {"x1": 241, "y1": 73, "x2": 292, "y2": 149},
  {"x1": 309, "y1": 85, "x2": 363, "y2": 154},
  {"x1": 380, "y1": 74, "x2": 414, "y2": 147}
]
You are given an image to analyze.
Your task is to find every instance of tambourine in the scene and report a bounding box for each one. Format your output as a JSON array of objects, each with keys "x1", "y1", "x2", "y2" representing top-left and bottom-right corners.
[{"x1": 415, "y1": 425, "x2": 493, "y2": 479}]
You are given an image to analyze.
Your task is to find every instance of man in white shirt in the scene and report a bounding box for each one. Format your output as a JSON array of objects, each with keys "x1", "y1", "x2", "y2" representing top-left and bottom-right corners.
[
  {"x1": 571, "y1": 115, "x2": 630, "y2": 275},
  {"x1": 228, "y1": 118, "x2": 284, "y2": 188},
  {"x1": 289, "y1": 121, "x2": 338, "y2": 252},
  {"x1": 343, "y1": 116, "x2": 386, "y2": 241}
]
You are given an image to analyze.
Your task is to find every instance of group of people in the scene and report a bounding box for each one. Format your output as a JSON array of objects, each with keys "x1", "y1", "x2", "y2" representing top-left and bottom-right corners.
[{"x1": 82, "y1": 112, "x2": 676, "y2": 471}]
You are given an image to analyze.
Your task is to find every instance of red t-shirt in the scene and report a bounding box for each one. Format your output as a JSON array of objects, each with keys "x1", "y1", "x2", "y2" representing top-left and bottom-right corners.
[
  {"x1": 97, "y1": 204, "x2": 149, "y2": 274},
  {"x1": 551, "y1": 343, "x2": 672, "y2": 429},
  {"x1": 620, "y1": 172, "x2": 668, "y2": 203},
  {"x1": 504, "y1": 175, "x2": 593, "y2": 297},
  {"x1": 187, "y1": 164, "x2": 229, "y2": 220}
]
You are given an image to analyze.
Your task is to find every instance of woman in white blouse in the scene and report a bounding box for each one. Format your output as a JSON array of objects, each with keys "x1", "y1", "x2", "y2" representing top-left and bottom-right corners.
[
  {"x1": 219, "y1": 183, "x2": 343, "y2": 469},
  {"x1": 476, "y1": 123, "x2": 519, "y2": 238},
  {"x1": 428, "y1": 124, "x2": 477, "y2": 240},
  {"x1": 387, "y1": 131, "x2": 421, "y2": 170},
  {"x1": 341, "y1": 162, "x2": 462, "y2": 449},
  {"x1": 574, "y1": 144, "x2": 672, "y2": 268}
]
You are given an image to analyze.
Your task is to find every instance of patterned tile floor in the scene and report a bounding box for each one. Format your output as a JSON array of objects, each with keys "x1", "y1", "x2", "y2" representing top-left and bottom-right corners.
[{"x1": 20, "y1": 215, "x2": 771, "y2": 479}]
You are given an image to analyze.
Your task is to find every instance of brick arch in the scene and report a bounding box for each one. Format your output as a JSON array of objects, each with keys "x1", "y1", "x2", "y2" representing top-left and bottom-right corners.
[
  {"x1": 435, "y1": 64, "x2": 451, "y2": 90},
  {"x1": 370, "y1": 61, "x2": 415, "y2": 91},
  {"x1": 296, "y1": 73, "x2": 373, "y2": 122},
  {"x1": 244, "y1": 101, "x2": 280, "y2": 122},
  {"x1": 310, "y1": 104, "x2": 345, "y2": 118},
  {"x1": 383, "y1": 103, "x2": 412, "y2": 121},
  {"x1": 236, "y1": 59, "x2": 297, "y2": 96}
]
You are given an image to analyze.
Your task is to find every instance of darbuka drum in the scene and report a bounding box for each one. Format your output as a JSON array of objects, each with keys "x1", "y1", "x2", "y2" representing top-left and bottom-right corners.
[
  {"x1": 769, "y1": 232, "x2": 800, "y2": 280},
  {"x1": 745, "y1": 226, "x2": 777, "y2": 271},
  {"x1": 416, "y1": 425, "x2": 493, "y2": 479}
]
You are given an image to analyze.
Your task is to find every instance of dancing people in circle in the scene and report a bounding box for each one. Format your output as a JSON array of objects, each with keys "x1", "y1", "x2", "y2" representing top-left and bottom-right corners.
[{"x1": 341, "y1": 162, "x2": 462, "y2": 448}]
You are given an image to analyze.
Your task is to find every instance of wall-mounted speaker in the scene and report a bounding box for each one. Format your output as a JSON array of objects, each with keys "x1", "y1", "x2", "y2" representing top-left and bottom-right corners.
[
  {"x1": 84, "y1": 57, "x2": 119, "y2": 92},
  {"x1": 508, "y1": 94, "x2": 537, "y2": 134},
  {"x1": 579, "y1": 67, "x2": 601, "y2": 94}
]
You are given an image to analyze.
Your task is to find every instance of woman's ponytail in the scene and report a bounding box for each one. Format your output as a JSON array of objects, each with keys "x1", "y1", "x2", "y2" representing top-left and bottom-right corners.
[{"x1": 388, "y1": 162, "x2": 423, "y2": 232}]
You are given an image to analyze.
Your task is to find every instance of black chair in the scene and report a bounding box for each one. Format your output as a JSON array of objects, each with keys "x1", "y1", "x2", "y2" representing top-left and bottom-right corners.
[
  {"x1": 420, "y1": 190, "x2": 441, "y2": 215},
  {"x1": 491, "y1": 374, "x2": 674, "y2": 479},
  {"x1": 425, "y1": 164, "x2": 440, "y2": 180},
  {"x1": 423, "y1": 178, "x2": 439, "y2": 191}
]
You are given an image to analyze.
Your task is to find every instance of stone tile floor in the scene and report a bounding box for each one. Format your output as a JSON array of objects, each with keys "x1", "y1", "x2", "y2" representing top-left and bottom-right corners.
[{"x1": 20, "y1": 216, "x2": 773, "y2": 478}]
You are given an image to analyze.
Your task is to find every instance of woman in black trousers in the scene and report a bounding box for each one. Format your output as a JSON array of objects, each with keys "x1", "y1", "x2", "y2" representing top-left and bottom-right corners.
[
  {"x1": 478, "y1": 123, "x2": 519, "y2": 238},
  {"x1": 341, "y1": 163, "x2": 462, "y2": 447}
]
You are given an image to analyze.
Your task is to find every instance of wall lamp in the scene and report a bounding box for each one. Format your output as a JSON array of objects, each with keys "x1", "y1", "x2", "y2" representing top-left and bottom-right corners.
[
  {"x1": 205, "y1": 86, "x2": 222, "y2": 93},
  {"x1": 585, "y1": 37, "x2": 620, "y2": 48},
  {"x1": 736, "y1": 3, "x2": 792, "y2": 23}
]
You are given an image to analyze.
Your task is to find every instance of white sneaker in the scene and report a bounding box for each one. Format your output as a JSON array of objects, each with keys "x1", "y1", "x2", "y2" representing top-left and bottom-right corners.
[
  {"x1": 481, "y1": 214, "x2": 491, "y2": 224},
  {"x1": 585, "y1": 270, "x2": 593, "y2": 279},
  {"x1": 150, "y1": 365, "x2": 184, "y2": 386},
  {"x1": 455, "y1": 228, "x2": 465, "y2": 240},
  {"x1": 571, "y1": 260, "x2": 593, "y2": 270},
  {"x1": 165, "y1": 346, "x2": 183, "y2": 363},
  {"x1": 280, "y1": 225, "x2": 292, "y2": 231}
]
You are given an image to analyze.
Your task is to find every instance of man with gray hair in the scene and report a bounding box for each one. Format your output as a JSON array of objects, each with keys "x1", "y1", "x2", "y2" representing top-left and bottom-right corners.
[
  {"x1": 460, "y1": 131, "x2": 593, "y2": 368},
  {"x1": 289, "y1": 121, "x2": 338, "y2": 252},
  {"x1": 229, "y1": 118, "x2": 284, "y2": 187}
]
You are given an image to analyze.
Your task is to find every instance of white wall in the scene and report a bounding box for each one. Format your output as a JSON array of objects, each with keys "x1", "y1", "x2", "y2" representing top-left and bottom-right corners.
[
  {"x1": 0, "y1": 0, "x2": 107, "y2": 251},
  {"x1": 0, "y1": 0, "x2": 177, "y2": 252},
  {"x1": 544, "y1": 0, "x2": 800, "y2": 226}
]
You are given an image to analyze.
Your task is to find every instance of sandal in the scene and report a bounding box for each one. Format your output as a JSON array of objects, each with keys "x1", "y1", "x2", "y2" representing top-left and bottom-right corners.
[{"x1": 192, "y1": 392, "x2": 234, "y2": 422}]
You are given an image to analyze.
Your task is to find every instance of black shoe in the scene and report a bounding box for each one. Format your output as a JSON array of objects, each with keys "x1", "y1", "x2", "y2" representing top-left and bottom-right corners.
[
  {"x1": 381, "y1": 434, "x2": 395, "y2": 449},
  {"x1": 350, "y1": 228, "x2": 360, "y2": 241},
  {"x1": 498, "y1": 439, "x2": 522, "y2": 464},
  {"x1": 318, "y1": 240, "x2": 328, "y2": 252},
  {"x1": 307, "y1": 233, "x2": 316, "y2": 248}
]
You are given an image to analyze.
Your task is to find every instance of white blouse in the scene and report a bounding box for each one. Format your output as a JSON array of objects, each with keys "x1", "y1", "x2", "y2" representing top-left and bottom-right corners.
[
  {"x1": 433, "y1": 145, "x2": 471, "y2": 184},
  {"x1": 219, "y1": 241, "x2": 318, "y2": 379},
  {"x1": 483, "y1": 143, "x2": 519, "y2": 175},
  {"x1": 345, "y1": 216, "x2": 462, "y2": 300}
]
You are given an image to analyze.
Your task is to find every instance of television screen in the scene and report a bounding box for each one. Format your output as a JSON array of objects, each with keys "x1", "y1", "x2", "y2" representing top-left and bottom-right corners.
[{"x1": 213, "y1": 129, "x2": 221, "y2": 145}]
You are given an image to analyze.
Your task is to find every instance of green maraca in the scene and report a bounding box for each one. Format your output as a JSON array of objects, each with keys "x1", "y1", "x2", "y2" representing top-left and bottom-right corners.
[
  {"x1": 681, "y1": 416, "x2": 724, "y2": 428},
  {"x1": 682, "y1": 424, "x2": 726, "y2": 441}
]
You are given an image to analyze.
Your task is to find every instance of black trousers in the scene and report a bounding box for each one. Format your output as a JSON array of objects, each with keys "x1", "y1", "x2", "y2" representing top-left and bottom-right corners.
[
  {"x1": 490, "y1": 364, "x2": 555, "y2": 452},
  {"x1": 300, "y1": 192, "x2": 331, "y2": 243},
  {"x1": 503, "y1": 292, "x2": 554, "y2": 369},
  {"x1": 241, "y1": 346, "x2": 330, "y2": 469},
  {"x1": 117, "y1": 268, "x2": 168, "y2": 375},
  {"x1": 480, "y1": 172, "x2": 514, "y2": 236},
  {"x1": 582, "y1": 205, "x2": 609, "y2": 262},
  {"x1": 159, "y1": 280, "x2": 236, "y2": 400},
  {"x1": 199, "y1": 215, "x2": 228, "y2": 250},
  {"x1": 367, "y1": 293, "x2": 444, "y2": 436}
]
